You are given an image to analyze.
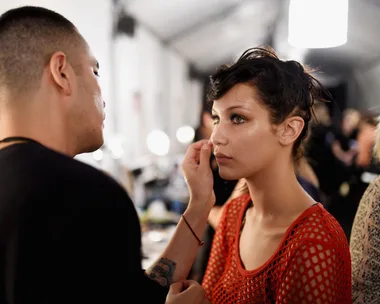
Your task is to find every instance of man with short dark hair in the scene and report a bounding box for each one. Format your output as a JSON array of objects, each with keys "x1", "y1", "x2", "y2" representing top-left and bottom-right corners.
[{"x1": 0, "y1": 6, "x2": 213, "y2": 303}]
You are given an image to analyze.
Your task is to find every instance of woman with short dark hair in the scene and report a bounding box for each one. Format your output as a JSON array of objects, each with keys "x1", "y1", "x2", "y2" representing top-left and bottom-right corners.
[{"x1": 184, "y1": 47, "x2": 352, "y2": 303}]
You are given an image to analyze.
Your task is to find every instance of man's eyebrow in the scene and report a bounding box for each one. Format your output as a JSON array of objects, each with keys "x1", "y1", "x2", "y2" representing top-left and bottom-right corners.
[{"x1": 96, "y1": 61, "x2": 99, "y2": 69}]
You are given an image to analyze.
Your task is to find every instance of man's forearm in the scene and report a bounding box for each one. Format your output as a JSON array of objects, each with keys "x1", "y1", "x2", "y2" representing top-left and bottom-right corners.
[{"x1": 145, "y1": 205, "x2": 209, "y2": 287}]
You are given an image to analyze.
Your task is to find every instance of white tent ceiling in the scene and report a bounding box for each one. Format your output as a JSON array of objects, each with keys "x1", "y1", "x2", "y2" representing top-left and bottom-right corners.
[{"x1": 126, "y1": 0, "x2": 380, "y2": 84}]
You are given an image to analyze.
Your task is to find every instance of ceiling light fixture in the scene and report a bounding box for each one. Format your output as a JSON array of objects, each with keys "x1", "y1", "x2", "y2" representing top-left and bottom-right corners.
[{"x1": 288, "y1": 0, "x2": 348, "y2": 48}]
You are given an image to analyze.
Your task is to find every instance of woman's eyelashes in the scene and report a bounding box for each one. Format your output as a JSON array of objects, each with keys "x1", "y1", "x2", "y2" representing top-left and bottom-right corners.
[
  {"x1": 211, "y1": 115, "x2": 219, "y2": 125},
  {"x1": 230, "y1": 113, "x2": 246, "y2": 124},
  {"x1": 211, "y1": 113, "x2": 246, "y2": 125}
]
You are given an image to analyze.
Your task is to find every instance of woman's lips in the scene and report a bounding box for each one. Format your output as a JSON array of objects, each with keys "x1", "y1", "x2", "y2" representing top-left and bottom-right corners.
[{"x1": 215, "y1": 153, "x2": 232, "y2": 164}]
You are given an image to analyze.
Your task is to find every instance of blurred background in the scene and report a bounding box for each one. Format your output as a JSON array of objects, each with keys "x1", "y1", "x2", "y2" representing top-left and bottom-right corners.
[{"x1": 2, "y1": 0, "x2": 379, "y2": 271}]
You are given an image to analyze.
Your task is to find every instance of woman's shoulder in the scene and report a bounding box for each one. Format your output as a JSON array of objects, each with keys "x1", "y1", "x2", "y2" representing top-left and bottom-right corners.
[
  {"x1": 291, "y1": 203, "x2": 349, "y2": 246},
  {"x1": 279, "y1": 204, "x2": 350, "y2": 275}
]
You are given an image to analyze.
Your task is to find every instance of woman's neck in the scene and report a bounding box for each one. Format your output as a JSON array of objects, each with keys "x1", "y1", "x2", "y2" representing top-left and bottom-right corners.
[{"x1": 245, "y1": 160, "x2": 314, "y2": 221}]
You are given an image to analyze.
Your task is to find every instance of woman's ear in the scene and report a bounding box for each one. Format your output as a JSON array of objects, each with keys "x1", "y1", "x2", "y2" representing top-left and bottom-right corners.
[{"x1": 278, "y1": 116, "x2": 305, "y2": 146}]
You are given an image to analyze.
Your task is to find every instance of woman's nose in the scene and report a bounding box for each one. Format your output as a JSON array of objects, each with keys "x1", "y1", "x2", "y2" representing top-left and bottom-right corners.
[{"x1": 210, "y1": 126, "x2": 228, "y2": 146}]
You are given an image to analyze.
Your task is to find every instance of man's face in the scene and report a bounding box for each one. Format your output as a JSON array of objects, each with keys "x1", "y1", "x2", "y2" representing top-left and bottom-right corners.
[{"x1": 69, "y1": 45, "x2": 105, "y2": 154}]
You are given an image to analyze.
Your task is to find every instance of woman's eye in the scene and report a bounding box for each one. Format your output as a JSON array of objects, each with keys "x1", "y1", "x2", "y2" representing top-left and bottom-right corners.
[
  {"x1": 231, "y1": 114, "x2": 245, "y2": 124},
  {"x1": 94, "y1": 71, "x2": 100, "y2": 77},
  {"x1": 211, "y1": 115, "x2": 219, "y2": 125}
]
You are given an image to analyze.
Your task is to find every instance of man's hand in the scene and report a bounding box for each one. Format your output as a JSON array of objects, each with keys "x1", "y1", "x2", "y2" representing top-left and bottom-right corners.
[
  {"x1": 165, "y1": 280, "x2": 211, "y2": 304},
  {"x1": 181, "y1": 140, "x2": 215, "y2": 215}
]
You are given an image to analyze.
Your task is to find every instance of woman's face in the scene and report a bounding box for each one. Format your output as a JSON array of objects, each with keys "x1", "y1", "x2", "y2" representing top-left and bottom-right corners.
[{"x1": 210, "y1": 83, "x2": 282, "y2": 181}]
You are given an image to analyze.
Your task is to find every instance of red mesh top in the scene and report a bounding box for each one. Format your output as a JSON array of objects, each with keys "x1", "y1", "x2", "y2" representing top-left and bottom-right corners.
[{"x1": 202, "y1": 194, "x2": 352, "y2": 303}]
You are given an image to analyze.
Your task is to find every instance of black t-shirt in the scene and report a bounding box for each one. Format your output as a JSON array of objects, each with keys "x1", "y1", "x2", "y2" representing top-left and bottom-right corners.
[{"x1": 0, "y1": 142, "x2": 168, "y2": 303}]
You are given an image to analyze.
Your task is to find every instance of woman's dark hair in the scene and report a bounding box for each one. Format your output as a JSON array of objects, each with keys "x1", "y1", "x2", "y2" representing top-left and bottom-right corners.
[{"x1": 206, "y1": 46, "x2": 330, "y2": 160}]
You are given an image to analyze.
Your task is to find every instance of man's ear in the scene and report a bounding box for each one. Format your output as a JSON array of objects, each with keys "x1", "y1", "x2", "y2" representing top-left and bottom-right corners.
[
  {"x1": 277, "y1": 116, "x2": 305, "y2": 146},
  {"x1": 49, "y1": 51, "x2": 73, "y2": 96}
]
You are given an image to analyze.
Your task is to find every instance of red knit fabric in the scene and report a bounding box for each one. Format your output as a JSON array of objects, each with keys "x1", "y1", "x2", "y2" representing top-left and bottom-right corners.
[{"x1": 202, "y1": 194, "x2": 352, "y2": 303}]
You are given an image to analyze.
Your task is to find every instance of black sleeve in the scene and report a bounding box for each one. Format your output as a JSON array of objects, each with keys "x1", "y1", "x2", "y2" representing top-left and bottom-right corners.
[{"x1": 15, "y1": 174, "x2": 168, "y2": 303}]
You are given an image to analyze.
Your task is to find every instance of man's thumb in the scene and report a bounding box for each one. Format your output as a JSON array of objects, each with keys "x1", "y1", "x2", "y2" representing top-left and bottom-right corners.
[
  {"x1": 168, "y1": 281, "x2": 183, "y2": 295},
  {"x1": 199, "y1": 143, "x2": 211, "y2": 170}
]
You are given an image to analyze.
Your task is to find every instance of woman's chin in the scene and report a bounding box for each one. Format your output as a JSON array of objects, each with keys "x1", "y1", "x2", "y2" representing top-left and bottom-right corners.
[{"x1": 218, "y1": 168, "x2": 240, "y2": 181}]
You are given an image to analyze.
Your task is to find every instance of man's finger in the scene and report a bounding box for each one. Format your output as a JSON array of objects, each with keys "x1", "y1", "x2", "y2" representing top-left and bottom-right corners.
[
  {"x1": 180, "y1": 279, "x2": 199, "y2": 290},
  {"x1": 183, "y1": 281, "x2": 206, "y2": 297},
  {"x1": 168, "y1": 281, "x2": 183, "y2": 295},
  {"x1": 183, "y1": 140, "x2": 209, "y2": 165},
  {"x1": 199, "y1": 143, "x2": 212, "y2": 170}
]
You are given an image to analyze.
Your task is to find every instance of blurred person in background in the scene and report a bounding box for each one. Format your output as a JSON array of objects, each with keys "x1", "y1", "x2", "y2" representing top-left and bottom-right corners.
[
  {"x1": 331, "y1": 108, "x2": 361, "y2": 166},
  {"x1": 345, "y1": 114, "x2": 378, "y2": 236},
  {"x1": 194, "y1": 47, "x2": 351, "y2": 303},
  {"x1": 330, "y1": 108, "x2": 361, "y2": 203},
  {"x1": 0, "y1": 6, "x2": 212, "y2": 304},
  {"x1": 350, "y1": 115, "x2": 380, "y2": 303},
  {"x1": 314, "y1": 108, "x2": 368, "y2": 239},
  {"x1": 330, "y1": 113, "x2": 378, "y2": 239},
  {"x1": 355, "y1": 114, "x2": 378, "y2": 169},
  {"x1": 305, "y1": 101, "x2": 339, "y2": 205}
]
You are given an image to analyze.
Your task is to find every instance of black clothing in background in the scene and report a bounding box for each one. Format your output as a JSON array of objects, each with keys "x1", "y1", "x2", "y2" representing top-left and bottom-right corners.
[
  {"x1": 334, "y1": 125, "x2": 359, "y2": 152},
  {"x1": 297, "y1": 175, "x2": 322, "y2": 203},
  {"x1": 211, "y1": 156, "x2": 239, "y2": 207},
  {"x1": 305, "y1": 124, "x2": 348, "y2": 200},
  {"x1": 0, "y1": 142, "x2": 168, "y2": 304}
]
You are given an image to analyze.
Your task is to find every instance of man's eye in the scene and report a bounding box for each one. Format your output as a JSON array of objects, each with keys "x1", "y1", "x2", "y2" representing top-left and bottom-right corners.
[{"x1": 94, "y1": 71, "x2": 100, "y2": 77}]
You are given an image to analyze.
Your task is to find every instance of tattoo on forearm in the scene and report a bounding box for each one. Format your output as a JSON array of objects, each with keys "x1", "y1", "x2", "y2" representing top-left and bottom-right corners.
[{"x1": 146, "y1": 258, "x2": 176, "y2": 288}]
